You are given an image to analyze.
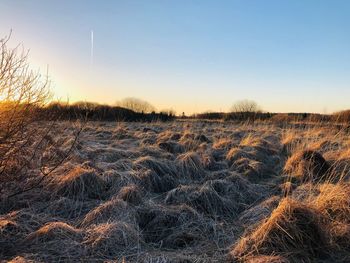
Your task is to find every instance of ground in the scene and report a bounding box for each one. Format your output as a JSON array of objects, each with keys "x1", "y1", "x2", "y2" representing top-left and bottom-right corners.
[{"x1": 1, "y1": 120, "x2": 350, "y2": 262}]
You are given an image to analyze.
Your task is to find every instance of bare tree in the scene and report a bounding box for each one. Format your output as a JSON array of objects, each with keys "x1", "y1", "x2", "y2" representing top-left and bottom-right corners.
[
  {"x1": 116, "y1": 97, "x2": 156, "y2": 113},
  {"x1": 227, "y1": 100, "x2": 262, "y2": 121},
  {"x1": 230, "y1": 100, "x2": 261, "y2": 113}
]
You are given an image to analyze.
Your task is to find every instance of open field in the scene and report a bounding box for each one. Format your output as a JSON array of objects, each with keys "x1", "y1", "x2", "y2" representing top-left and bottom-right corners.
[{"x1": 1, "y1": 120, "x2": 350, "y2": 262}]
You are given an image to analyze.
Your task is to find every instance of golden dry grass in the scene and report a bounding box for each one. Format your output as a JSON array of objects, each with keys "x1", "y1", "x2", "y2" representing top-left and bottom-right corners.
[
  {"x1": 2, "y1": 120, "x2": 350, "y2": 262},
  {"x1": 230, "y1": 198, "x2": 328, "y2": 262}
]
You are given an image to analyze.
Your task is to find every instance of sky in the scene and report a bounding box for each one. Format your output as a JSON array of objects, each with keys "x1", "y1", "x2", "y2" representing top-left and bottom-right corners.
[{"x1": 1, "y1": 0, "x2": 350, "y2": 114}]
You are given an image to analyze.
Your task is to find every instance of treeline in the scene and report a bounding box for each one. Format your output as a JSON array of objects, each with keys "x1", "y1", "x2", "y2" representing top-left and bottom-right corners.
[
  {"x1": 192, "y1": 111, "x2": 350, "y2": 123},
  {"x1": 38, "y1": 102, "x2": 175, "y2": 122}
]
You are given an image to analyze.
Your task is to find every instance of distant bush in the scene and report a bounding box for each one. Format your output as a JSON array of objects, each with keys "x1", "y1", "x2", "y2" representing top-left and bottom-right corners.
[
  {"x1": 224, "y1": 100, "x2": 269, "y2": 121},
  {"x1": 230, "y1": 100, "x2": 261, "y2": 114}
]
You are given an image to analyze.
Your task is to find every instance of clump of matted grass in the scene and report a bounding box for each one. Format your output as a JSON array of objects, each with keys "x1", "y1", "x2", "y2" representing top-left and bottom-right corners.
[
  {"x1": 329, "y1": 221, "x2": 350, "y2": 252},
  {"x1": 312, "y1": 183, "x2": 350, "y2": 223},
  {"x1": 239, "y1": 134, "x2": 273, "y2": 150},
  {"x1": 244, "y1": 255, "x2": 290, "y2": 263},
  {"x1": 112, "y1": 125, "x2": 133, "y2": 140},
  {"x1": 290, "y1": 182, "x2": 320, "y2": 201},
  {"x1": 0, "y1": 218, "x2": 22, "y2": 258},
  {"x1": 157, "y1": 141, "x2": 184, "y2": 154},
  {"x1": 286, "y1": 182, "x2": 350, "y2": 259},
  {"x1": 83, "y1": 221, "x2": 141, "y2": 259},
  {"x1": 41, "y1": 197, "x2": 100, "y2": 220},
  {"x1": 165, "y1": 184, "x2": 234, "y2": 217},
  {"x1": 164, "y1": 174, "x2": 263, "y2": 218},
  {"x1": 47, "y1": 166, "x2": 107, "y2": 200},
  {"x1": 80, "y1": 198, "x2": 135, "y2": 227},
  {"x1": 117, "y1": 184, "x2": 143, "y2": 205},
  {"x1": 157, "y1": 130, "x2": 181, "y2": 142},
  {"x1": 134, "y1": 156, "x2": 177, "y2": 177},
  {"x1": 25, "y1": 222, "x2": 85, "y2": 261},
  {"x1": 26, "y1": 222, "x2": 82, "y2": 242},
  {"x1": 213, "y1": 138, "x2": 236, "y2": 151},
  {"x1": 309, "y1": 139, "x2": 342, "y2": 154},
  {"x1": 226, "y1": 139, "x2": 280, "y2": 182},
  {"x1": 284, "y1": 150, "x2": 330, "y2": 183},
  {"x1": 179, "y1": 130, "x2": 204, "y2": 151},
  {"x1": 136, "y1": 203, "x2": 211, "y2": 249},
  {"x1": 176, "y1": 151, "x2": 206, "y2": 180},
  {"x1": 136, "y1": 168, "x2": 178, "y2": 193},
  {"x1": 230, "y1": 198, "x2": 329, "y2": 262},
  {"x1": 101, "y1": 169, "x2": 140, "y2": 197},
  {"x1": 326, "y1": 147, "x2": 350, "y2": 182},
  {"x1": 232, "y1": 158, "x2": 270, "y2": 182},
  {"x1": 311, "y1": 183, "x2": 350, "y2": 254},
  {"x1": 202, "y1": 152, "x2": 229, "y2": 171},
  {"x1": 239, "y1": 196, "x2": 280, "y2": 226},
  {"x1": 138, "y1": 145, "x2": 173, "y2": 160},
  {"x1": 205, "y1": 174, "x2": 267, "y2": 207},
  {"x1": 3, "y1": 209, "x2": 47, "y2": 235},
  {"x1": 97, "y1": 149, "x2": 131, "y2": 163},
  {"x1": 7, "y1": 255, "x2": 38, "y2": 263},
  {"x1": 240, "y1": 133, "x2": 282, "y2": 158},
  {"x1": 226, "y1": 147, "x2": 255, "y2": 166},
  {"x1": 281, "y1": 130, "x2": 303, "y2": 155}
]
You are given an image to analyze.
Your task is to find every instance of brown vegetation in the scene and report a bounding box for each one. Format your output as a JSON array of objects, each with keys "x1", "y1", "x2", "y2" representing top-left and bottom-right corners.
[
  {"x1": 284, "y1": 150, "x2": 330, "y2": 182},
  {"x1": 2, "y1": 114, "x2": 350, "y2": 262},
  {"x1": 231, "y1": 198, "x2": 329, "y2": 262}
]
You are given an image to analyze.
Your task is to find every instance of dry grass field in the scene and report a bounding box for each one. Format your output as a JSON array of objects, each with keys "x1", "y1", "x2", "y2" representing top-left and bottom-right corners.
[{"x1": 1, "y1": 120, "x2": 350, "y2": 262}]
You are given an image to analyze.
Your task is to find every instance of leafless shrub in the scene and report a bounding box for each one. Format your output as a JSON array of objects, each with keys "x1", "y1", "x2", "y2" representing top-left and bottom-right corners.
[
  {"x1": 0, "y1": 33, "x2": 49, "y2": 182},
  {"x1": 0, "y1": 33, "x2": 82, "y2": 200},
  {"x1": 230, "y1": 100, "x2": 261, "y2": 113}
]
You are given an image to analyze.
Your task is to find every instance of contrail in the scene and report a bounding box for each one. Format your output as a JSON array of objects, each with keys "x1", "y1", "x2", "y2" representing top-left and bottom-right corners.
[{"x1": 90, "y1": 30, "x2": 94, "y2": 68}]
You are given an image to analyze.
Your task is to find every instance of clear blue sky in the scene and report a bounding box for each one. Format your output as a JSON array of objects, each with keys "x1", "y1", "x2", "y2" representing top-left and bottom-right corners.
[{"x1": 1, "y1": 0, "x2": 350, "y2": 114}]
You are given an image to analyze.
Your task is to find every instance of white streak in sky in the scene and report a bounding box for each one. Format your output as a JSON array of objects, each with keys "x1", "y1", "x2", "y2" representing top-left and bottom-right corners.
[{"x1": 90, "y1": 30, "x2": 94, "y2": 68}]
